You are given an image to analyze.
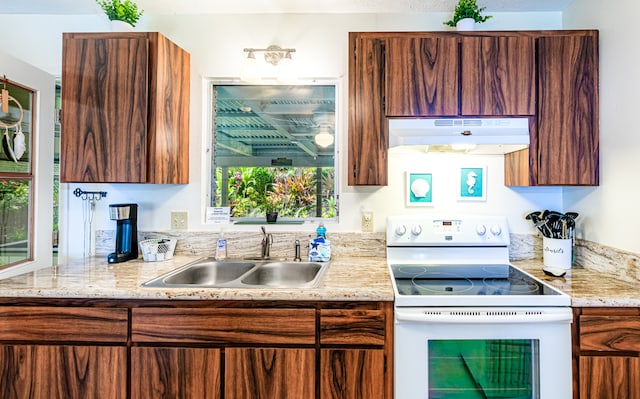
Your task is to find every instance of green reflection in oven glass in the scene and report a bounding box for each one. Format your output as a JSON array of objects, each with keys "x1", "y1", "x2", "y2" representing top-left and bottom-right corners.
[{"x1": 428, "y1": 339, "x2": 540, "y2": 399}]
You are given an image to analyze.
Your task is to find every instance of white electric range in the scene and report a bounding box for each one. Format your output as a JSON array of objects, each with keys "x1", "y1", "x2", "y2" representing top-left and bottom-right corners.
[{"x1": 387, "y1": 214, "x2": 572, "y2": 399}]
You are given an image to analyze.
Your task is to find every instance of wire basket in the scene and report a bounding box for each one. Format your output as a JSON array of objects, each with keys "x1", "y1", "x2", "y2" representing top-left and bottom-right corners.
[{"x1": 140, "y1": 238, "x2": 177, "y2": 262}]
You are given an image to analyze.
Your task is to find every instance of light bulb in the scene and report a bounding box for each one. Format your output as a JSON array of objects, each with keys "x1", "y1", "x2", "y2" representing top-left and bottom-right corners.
[
  {"x1": 314, "y1": 131, "x2": 334, "y2": 148},
  {"x1": 277, "y1": 51, "x2": 298, "y2": 83},
  {"x1": 240, "y1": 51, "x2": 260, "y2": 82}
]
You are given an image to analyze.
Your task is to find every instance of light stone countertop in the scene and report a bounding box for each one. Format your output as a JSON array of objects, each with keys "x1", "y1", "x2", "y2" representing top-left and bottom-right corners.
[
  {"x1": 0, "y1": 255, "x2": 394, "y2": 302},
  {"x1": 0, "y1": 255, "x2": 638, "y2": 307},
  {"x1": 514, "y1": 259, "x2": 640, "y2": 307}
]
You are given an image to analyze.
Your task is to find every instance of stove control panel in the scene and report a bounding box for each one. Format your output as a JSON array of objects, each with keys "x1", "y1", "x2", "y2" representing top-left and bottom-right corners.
[{"x1": 386, "y1": 215, "x2": 510, "y2": 246}]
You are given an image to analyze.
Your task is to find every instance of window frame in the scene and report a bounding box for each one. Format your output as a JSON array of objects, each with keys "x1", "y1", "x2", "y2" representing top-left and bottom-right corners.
[
  {"x1": 0, "y1": 79, "x2": 35, "y2": 270},
  {"x1": 206, "y1": 79, "x2": 341, "y2": 223}
]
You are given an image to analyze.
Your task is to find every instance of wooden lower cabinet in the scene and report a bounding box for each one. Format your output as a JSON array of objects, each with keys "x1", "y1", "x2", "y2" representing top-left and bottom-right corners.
[
  {"x1": 575, "y1": 307, "x2": 640, "y2": 399},
  {"x1": 131, "y1": 347, "x2": 221, "y2": 399},
  {"x1": 0, "y1": 301, "x2": 392, "y2": 398},
  {"x1": 226, "y1": 347, "x2": 315, "y2": 399},
  {"x1": 579, "y1": 356, "x2": 640, "y2": 399},
  {"x1": 0, "y1": 344, "x2": 126, "y2": 399},
  {"x1": 320, "y1": 348, "x2": 385, "y2": 399}
]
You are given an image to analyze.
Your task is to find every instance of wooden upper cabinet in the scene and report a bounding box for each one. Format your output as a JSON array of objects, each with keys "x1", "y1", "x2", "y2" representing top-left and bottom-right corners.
[
  {"x1": 535, "y1": 34, "x2": 599, "y2": 185},
  {"x1": 385, "y1": 36, "x2": 459, "y2": 117},
  {"x1": 348, "y1": 34, "x2": 388, "y2": 186},
  {"x1": 461, "y1": 36, "x2": 535, "y2": 116},
  {"x1": 349, "y1": 30, "x2": 599, "y2": 187},
  {"x1": 61, "y1": 32, "x2": 190, "y2": 184}
]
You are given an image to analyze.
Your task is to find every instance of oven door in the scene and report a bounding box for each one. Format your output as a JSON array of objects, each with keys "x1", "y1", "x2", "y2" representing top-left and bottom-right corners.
[{"x1": 394, "y1": 307, "x2": 572, "y2": 399}]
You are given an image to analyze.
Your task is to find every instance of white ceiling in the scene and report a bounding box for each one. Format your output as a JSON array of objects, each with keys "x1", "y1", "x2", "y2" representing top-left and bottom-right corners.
[{"x1": 0, "y1": 0, "x2": 575, "y2": 15}]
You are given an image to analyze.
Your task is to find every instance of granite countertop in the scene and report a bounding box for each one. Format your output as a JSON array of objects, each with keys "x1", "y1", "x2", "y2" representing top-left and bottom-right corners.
[
  {"x1": 0, "y1": 255, "x2": 394, "y2": 302},
  {"x1": 0, "y1": 255, "x2": 638, "y2": 306},
  {"x1": 514, "y1": 259, "x2": 640, "y2": 307}
]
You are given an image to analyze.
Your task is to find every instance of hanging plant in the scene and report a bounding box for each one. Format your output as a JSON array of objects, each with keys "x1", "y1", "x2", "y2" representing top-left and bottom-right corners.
[
  {"x1": 96, "y1": 0, "x2": 144, "y2": 27},
  {"x1": 443, "y1": 0, "x2": 492, "y2": 27}
]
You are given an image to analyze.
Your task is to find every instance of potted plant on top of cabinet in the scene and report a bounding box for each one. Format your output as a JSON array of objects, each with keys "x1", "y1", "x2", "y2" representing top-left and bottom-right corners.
[
  {"x1": 96, "y1": 0, "x2": 144, "y2": 31},
  {"x1": 443, "y1": 0, "x2": 492, "y2": 31}
]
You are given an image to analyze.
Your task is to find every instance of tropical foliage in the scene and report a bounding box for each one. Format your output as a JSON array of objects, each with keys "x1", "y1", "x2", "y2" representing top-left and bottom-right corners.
[{"x1": 215, "y1": 167, "x2": 335, "y2": 219}]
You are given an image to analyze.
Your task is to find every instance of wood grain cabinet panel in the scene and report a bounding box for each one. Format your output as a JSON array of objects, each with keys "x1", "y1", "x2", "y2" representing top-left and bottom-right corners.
[
  {"x1": 0, "y1": 344, "x2": 126, "y2": 399},
  {"x1": 320, "y1": 309, "x2": 386, "y2": 346},
  {"x1": 320, "y1": 349, "x2": 385, "y2": 399},
  {"x1": 61, "y1": 32, "x2": 190, "y2": 184},
  {"x1": 461, "y1": 36, "x2": 535, "y2": 116},
  {"x1": 131, "y1": 307, "x2": 316, "y2": 344},
  {"x1": 348, "y1": 34, "x2": 388, "y2": 186},
  {"x1": 385, "y1": 36, "x2": 459, "y2": 117},
  {"x1": 580, "y1": 315, "x2": 640, "y2": 352},
  {"x1": 0, "y1": 306, "x2": 128, "y2": 342},
  {"x1": 579, "y1": 356, "x2": 640, "y2": 399},
  {"x1": 225, "y1": 347, "x2": 315, "y2": 399},
  {"x1": 131, "y1": 347, "x2": 221, "y2": 399},
  {"x1": 534, "y1": 33, "x2": 599, "y2": 186}
]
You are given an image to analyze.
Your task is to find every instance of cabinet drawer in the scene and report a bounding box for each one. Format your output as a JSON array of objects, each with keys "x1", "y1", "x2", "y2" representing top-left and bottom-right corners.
[
  {"x1": 580, "y1": 315, "x2": 640, "y2": 352},
  {"x1": 132, "y1": 308, "x2": 316, "y2": 345},
  {"x1": 320, "y1": 309, "x2": 385, "y2": 346},
  {"x1": 0, "y1": 306, "x2": 128, "y2": 342}
]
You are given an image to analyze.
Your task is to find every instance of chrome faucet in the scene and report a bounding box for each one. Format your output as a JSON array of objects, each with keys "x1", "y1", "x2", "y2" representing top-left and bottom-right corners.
[
  {"x1": 260, "y1": 227, "x2": 273, "y2": 259},
  {"x1": 294, "y1": 240, "x2": 301, "y2": 262}
]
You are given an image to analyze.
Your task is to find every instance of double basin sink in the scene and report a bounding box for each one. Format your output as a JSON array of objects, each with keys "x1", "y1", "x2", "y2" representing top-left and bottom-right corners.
[{"x1": 142, "y1": 257, "x2": 329, "y2": 289}]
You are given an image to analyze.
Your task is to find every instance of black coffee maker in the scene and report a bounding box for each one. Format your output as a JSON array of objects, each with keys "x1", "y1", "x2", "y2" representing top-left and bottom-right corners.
[{"x1": 107, "y1": 203, "x2": 138, "y2": 263}]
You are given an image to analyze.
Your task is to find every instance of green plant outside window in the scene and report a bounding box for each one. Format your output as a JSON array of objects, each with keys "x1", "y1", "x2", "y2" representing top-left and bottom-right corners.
[{"x1": 211, "y1": 84, "x2": 337, "y2": 221}]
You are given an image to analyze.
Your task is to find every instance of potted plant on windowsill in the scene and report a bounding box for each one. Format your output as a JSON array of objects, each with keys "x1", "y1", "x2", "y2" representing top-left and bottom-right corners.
[
  {"x1": 96, "y1": 0, "x2": 144, "y2": 31},
  {"x1": 265, "y1": 192, "x2": 283, "y2": 223},
  {"x1": 443, "y1": 0, "x2": 492, "y2": 31}
]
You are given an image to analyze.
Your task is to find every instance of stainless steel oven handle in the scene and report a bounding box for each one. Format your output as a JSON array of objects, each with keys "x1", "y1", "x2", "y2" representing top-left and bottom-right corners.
[{"x1": 395, "y1": 309, "x2": 573, "y2": 324}]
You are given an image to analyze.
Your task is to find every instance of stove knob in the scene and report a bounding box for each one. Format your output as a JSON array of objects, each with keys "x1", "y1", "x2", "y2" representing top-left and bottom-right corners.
[
  {"x1": 476, "y1": 224, "x2": 487, "y2": 236},
  {"x1": 490, "y1": 224, "x2": 502, "y2": 236},
  {"x1": 411, "y1": 225, "x2": 423, "y2": 236},
  {"x1": 395, "y1": 225, "x2": 407, "y2": 236}
]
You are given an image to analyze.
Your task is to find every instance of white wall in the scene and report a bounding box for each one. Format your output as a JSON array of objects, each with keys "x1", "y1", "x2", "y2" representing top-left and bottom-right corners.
[
  {"x1": 0, "y1": 50, "x2": 55, "y2": 277},
  {"x1": 563, "y1": 0, "x2": 640, "y2": 254},
  {"x1": 0, "y1": 12, "x2": 567, "y2": 260}
]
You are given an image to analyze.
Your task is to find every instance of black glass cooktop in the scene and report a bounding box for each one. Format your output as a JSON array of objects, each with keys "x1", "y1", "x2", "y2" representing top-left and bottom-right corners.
[{"x1": 390, "y1": 264, "x2": 560, "y2": 296}]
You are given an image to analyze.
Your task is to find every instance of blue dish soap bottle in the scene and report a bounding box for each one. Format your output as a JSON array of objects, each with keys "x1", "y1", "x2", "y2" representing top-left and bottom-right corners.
[{"x1": 309, "y1": 223, "x2": 331, "y2": 261}]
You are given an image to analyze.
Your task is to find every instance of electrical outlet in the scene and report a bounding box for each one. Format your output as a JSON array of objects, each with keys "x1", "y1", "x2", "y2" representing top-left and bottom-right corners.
[
  {"x1": 361, "y1": 211, "x2": 373, "y2": 232},
  {"x1": 171, "y1": 211, "x2": 188, "y2": 230}
]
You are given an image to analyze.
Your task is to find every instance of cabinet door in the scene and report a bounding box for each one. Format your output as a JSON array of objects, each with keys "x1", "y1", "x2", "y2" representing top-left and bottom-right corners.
[
  {"x1": 461, "y1": 36, "x2": 535, "y2": 116},
  {"x1": 348, "y1": 34, "x2": 388, "y2": 186},
  {"x1": 320, "y1": 349, "x2": 385, "y2": 399},
  {"x1": 131, "y1": 347, "x2": 221, "y2": 399},
  {"x1": 225, "y1": 347, "x2": 315, "y2": 399},
  {"x1": 385, "y1": 36, "x2": 459, "y2": 117},
  {"x1": 0, "y1": 344, "x2": 126, "y2": 399},
  {"x1": 61, "y1": 34, "x2": 149, "y2": 183},
  {"x1": 535, "y1": 34, "x2": 599, "y2": 185},
  {"x1": 580, "y1": 356, "x2": 640, "y2": 399}
]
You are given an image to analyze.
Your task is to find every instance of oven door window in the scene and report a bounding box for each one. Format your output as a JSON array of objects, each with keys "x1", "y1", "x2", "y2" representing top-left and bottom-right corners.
[{"x1": 429, "y1": 339, "x2": 540, "y2": 399}]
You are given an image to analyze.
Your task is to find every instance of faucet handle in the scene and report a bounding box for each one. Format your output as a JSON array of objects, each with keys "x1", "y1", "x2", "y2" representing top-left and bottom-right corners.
[{"x1": 294, "y1": 239, "x2": 301, "y2": 262}]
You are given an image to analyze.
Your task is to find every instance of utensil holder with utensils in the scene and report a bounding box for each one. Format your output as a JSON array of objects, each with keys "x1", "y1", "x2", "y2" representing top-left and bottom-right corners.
[{"x1": 543, "y1": 237, "x2": 572, "y2": 270}]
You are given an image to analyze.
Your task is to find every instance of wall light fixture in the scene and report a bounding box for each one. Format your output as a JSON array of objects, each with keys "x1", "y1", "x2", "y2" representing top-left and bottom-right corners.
[{"x1": 241, "y1": 45, "x2": 297, "y2": 82}]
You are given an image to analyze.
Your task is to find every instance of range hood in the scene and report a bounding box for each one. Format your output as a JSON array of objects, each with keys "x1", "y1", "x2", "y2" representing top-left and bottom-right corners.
[{"x1": 388, "y1": 117, "x2": 530, "y2": 154}]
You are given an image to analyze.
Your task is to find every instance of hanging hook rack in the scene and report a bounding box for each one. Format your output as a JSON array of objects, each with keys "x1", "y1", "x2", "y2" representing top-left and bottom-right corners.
[{"x1": 73, "y1": 187, "x2": 108, "y2": 201}]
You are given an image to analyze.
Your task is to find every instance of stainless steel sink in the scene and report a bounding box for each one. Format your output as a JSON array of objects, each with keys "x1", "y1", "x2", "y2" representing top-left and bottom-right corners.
[
  {"x1": 141, "y1": 258, "x2": 329, "y2": 289},
  {"x1": 241, "y1": 262, "x2": 324, "y2": 288},
  {"x1": 163, "y1": 261, "x2": 255, "y2": 285}
]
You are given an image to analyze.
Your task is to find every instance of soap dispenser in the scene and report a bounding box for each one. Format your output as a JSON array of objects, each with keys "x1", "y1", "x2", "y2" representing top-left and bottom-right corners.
[{"x1": 309, "y1": 223, "x2": 331, "y2": 262}]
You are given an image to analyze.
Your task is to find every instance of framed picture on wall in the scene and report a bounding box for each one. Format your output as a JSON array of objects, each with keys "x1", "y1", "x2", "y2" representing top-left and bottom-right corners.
[
  {"x1": 458, "y1": 166, "x2": 487, "y2": 201},
  {"x1": 406, "y1": 172, "x2": 433, "y2": 207}
]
